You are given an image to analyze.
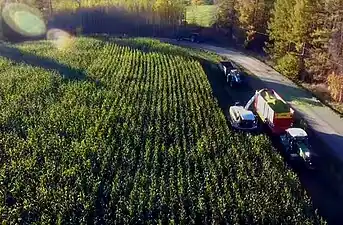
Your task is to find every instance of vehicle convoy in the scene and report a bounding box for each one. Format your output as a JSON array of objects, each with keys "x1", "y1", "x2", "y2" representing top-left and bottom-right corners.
[
  {"x1": 244, "y1": 89, "x2": 315, "y2": 169},
  {"x1": 218, "y1": 61, "x2": 244, "y2": 87},
  {"x1": 228, "y1": 103, "x2": 258, "y2": 131}
]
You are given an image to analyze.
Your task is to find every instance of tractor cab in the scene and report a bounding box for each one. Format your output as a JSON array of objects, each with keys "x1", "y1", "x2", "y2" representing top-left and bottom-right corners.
[
  {"x1": 228, "y1": 69, "x2": 243, "y2": 86},
  {"x1": 280, "y1": 128, "x2": 314, "y2": 169}
]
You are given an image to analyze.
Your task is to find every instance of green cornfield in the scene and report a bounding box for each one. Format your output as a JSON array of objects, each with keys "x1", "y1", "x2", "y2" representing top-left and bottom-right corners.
[{"x1": 0, "y1": 37, "x2": 324, "y2": 224}]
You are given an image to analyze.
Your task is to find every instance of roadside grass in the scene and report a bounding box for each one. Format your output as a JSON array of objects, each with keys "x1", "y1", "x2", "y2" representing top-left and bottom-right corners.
[
  {"x1": 303, "y1": 83, "x2": 343, "y2": 118},
  {"x1": 244, "y1": 51, "x2": 343, "y2": 116},
  {"x1": 186, "y1": 5, "x2": 217, "y2": 27}
]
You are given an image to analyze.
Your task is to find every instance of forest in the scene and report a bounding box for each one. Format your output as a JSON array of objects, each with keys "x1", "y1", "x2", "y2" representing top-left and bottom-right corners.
[{"x1": 1, "y1": 0, "x2": 342, "y2": 108}]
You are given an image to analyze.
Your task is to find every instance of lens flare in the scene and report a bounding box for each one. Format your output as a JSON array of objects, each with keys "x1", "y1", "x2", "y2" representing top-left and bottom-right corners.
[
  {"x1": 2, "y1": 3, "x2": 46, "y2": 37},
  {"x1": 47, "y1": 29, "x2": 74, "y2": 50}
]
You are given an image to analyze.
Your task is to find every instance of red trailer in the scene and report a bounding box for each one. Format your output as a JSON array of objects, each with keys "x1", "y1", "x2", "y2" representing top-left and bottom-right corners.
[
  {"x1": 244, "y1": 89, "x2": 315, "y2": 169},
  {"x1": 245, "y1": 89, "x2": 295, "y2": 134}
]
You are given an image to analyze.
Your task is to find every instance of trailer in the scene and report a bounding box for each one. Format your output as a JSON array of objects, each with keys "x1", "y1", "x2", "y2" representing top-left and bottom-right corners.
[
  {"x1": 244, "y1": 89, "x2": 315, "y2": 169},
  {"x1": 245, "y1": 89, "x2": 294, "y2": 135}
]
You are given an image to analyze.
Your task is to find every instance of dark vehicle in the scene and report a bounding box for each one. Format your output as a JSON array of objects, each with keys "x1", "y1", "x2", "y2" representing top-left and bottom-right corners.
[
  {"x1": 219, "y1": 61, "x2": 236, "y2": 73},
  {"x1": 227, "y1": 69, "x2": 244, "y2": 87},
  {"x1": 218, "y1": 61, "x2": 243, "y2": 87},
  {"x1": 280, "y1": 128, "x2": 316, "y2": 169},
  {"x1": 176, "y1": 32, "x2": 201, "y2": 43}
]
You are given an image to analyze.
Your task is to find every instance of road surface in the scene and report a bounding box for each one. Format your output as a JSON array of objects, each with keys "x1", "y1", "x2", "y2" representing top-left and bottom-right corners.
[{"x1": 160, "y1": 39, "x2": 343, "y2": 224}]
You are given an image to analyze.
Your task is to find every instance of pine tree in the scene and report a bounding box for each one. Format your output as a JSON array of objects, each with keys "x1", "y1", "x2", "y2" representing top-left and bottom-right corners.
[
  {"x1": 269, "y1": 0, "x2": 323, "y2": 81},
  {"x1": 153, "y1": 0, "x2": 185, "y2": 25},
  {"x1": 267, "y1": 0, "x2": 296, "y2": 58},
  {"x1": 326, "y1": 0, "x2": 343, "y2": 74}
]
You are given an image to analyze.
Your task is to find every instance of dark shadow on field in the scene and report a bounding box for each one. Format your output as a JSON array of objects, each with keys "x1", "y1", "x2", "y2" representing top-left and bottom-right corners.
[
  {"x1": 0, "y1": 43, "x2": 88, "y2": 81},
  {"x1": 303, "y1": 131, "x2": 343, "y2": 225},
  {"x1": 268, "y1": 129, "x2": 343, "y2": 225}
]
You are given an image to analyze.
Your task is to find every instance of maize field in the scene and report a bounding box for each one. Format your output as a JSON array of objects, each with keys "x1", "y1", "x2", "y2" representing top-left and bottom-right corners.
[{"x1": 0, "y1": 37, "x2": 324, "y2": 224}]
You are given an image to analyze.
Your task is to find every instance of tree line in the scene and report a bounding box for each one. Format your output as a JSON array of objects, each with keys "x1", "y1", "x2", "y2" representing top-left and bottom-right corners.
[{"x1": 215, "y1": 0, "x2": 343, "y2": 102}]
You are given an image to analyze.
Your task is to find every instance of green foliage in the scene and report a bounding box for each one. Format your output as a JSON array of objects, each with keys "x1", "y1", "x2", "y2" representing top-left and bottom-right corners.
[
  {"x1": 268, "y1": 0, "x2": 326, "y2": 81},
  {"x1": 186, "y1": 5, "x2": 217, "y2": 27},
  {"x1": 215, "y1": 0, "x2": 238, "y2": 29},
  {"x1": 153, "y1": 0, "x2": 185, "y2": 24},
  {"x1": 0, "y1": 37, "x2": 324, "y2": 224},
  {"x1": 50, "y1": 0, "x2": 185, "y2": 26},
  {"x1": 267, "y1": 0, "x2": 295, "y2": 57},
  {"x1": 275, "y1": 53, "x2": 300, "y2": 80},
  {"x1": 236, "y1": 0, "x2": 274, "y2": 33}
]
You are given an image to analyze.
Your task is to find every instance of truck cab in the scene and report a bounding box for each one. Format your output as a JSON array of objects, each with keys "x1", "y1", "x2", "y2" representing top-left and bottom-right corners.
[{"x1": 280, "y1": 128, "x2": 314, "y2": 169}]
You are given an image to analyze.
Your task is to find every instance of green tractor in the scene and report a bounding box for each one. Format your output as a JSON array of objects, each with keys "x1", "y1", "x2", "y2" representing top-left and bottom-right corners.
[{"x1": 280, "y1": 128, "x2": 316, "y2": 170}]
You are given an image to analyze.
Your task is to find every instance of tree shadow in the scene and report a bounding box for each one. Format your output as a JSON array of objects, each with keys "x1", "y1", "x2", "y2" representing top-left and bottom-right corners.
[
  {"x1": 0, "y1": 43, "x2": 85, "y2": 80},
  {"x1": 0, "y1": 43, "x2": 105, "y2": 88},
  {"x1": 46, "y1": 6, "x2": 243, "y2": 47},
  {"x1": 303, "y1": 131, "x2": 343, "y2": 225}
]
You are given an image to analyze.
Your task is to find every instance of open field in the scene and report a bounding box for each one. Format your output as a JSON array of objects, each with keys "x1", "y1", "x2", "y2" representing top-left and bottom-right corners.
[
  {"x1": 0, "y1": 37, "x2": 324, "y2": 223},
  {"x1": 186, "y1": 5, "x2": 217, "y2": 27}
]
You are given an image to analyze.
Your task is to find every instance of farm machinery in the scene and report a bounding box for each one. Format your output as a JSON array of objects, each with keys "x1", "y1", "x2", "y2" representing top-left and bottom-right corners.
[
  {"x1": 219, "y1": 60, "x2": 244, "y2": 87},
  {"x1": 243, "y1": 89, "x2": 315, "y2": 169},
  {"x1": 228, "y1": 103, "x2": 258, "y2": 131}
]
